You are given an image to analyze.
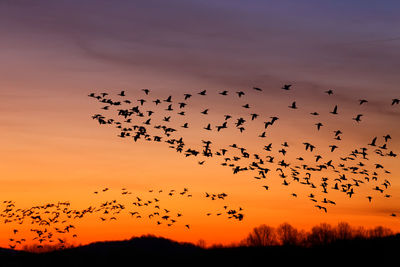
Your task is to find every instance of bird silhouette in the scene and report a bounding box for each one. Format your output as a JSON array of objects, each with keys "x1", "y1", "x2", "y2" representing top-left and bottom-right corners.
[
  {"x1": 368, "y1": 137, "x2": 377, "y2": 146},
  {"x1": 353, "y1": 114, "x2": 363, "y2": 122},
  {"x1": 282, "y1": 84, "x2": 292, "y2": 90},
  {"x1": 330, "y1": 105, "x2": 338, "y2": 115},
  {"x1": 289, "y1": 102, "x2": 297, "y2": 109},
  {"x1": 237, "y1": 91, "x2": 245, "y2": 98}
]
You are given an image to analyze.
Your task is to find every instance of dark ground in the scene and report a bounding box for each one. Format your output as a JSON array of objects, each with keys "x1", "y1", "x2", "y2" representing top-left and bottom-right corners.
[{"x1": 0, "y1": 235, "x2": 398, "y2": 266}]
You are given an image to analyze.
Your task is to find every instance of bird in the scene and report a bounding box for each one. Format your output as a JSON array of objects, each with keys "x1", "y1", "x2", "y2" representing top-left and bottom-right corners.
[
  {"x1": 224, "y1": 115, "x2": 232, "y2": 120},
  {"x1": 270, "y1": 116, "x2": 279, "y2": 124},
  {"x1": 216, "y1": 122, "x2": 227, "y2": 132},
  {"x1": 352, "y1": 114, "x2": 363, "y2": 122},
  {"x1": 329, "y1": 145, "x2": 338, "y2": 152},
  {"x1": 250, "y1": 114, "x2": 259, "y2": 120},
  {"x1": 325, "y1": 90, "x2": 333, "y2": 95},
  {"x1": 289, "y1": 102, "x2": 297, "y2": 109},
  {"x1": 204, "y1": 124, "x2": 211, "y2": 131},
  {"x1": 236, "y1": 91, "x2": 245, "y2": 98},
  {"x1": 391, "y1": 98, "x2": 399, "y2": 105},
  {"x1": 383, "y1": 134, "x2": 391, "y2": 142},
  {"x1": 330, "y1": 105, "x2": 338, "y2": 115},
  {"x1": 368, "y1": 137, "x2": 377, "y2": 146},
  {"x1": 334, "y1": 130, "x2": 342, "y2": 136},
  {"x1": 282, "y1": 84, "x2": 292, "y2": 90}
]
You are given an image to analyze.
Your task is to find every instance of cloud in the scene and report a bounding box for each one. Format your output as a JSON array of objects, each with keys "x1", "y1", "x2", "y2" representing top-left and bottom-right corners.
[{"x1": 0, "y1": 0, "x2": 399, "y2": 102}]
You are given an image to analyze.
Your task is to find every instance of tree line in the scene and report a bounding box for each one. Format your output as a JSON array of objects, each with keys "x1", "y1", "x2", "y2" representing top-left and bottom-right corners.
[{"x1": 241, "y1": 222, "x2": 395, "y2": 247}]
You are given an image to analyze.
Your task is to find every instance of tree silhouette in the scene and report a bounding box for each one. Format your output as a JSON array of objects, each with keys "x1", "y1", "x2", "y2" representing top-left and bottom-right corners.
[
  {"x1": 244, "y1": 224, "x2": 278, "y2": 246},
  {"x1": 368, "y1": 226, "x2": 393, "y2": 239},
  {"x1": 276, "y1": 222, "x2": 301, "y2": 246},
  {"x1": 335, "y1": 222, "x2": 353, "y2": 240},
  {"x1": 242, "y1": 222, "x2": 396, "y2": 248},
  {"x1": 307, "y1": 223, "x2": 335, "y2": 246}
]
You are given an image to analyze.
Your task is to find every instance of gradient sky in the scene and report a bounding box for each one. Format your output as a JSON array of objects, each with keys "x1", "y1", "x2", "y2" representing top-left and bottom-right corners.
[{"x1": 0, "y1": 0, "x2": 400, "y2": 248}]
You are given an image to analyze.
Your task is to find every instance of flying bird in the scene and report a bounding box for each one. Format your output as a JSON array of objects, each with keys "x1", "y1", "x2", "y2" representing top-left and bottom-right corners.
[
  {"x1": 352, "y1": 114, "x2": 363, "y2": 122},
  {"x1": 330, "y1": 105, "x2": 338, "y2": 115},
  {"x1": 289, "y1": 102, "x2": 297, "y2": 109},
  {"x1": 236, "y1": 91, "x2": 245, "y2": 98}
]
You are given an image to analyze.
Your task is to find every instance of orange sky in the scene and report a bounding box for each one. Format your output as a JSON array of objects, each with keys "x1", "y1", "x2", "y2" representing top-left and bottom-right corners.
[{"x1": 0, "y1": 0, "x2": 399, "y2": 249}]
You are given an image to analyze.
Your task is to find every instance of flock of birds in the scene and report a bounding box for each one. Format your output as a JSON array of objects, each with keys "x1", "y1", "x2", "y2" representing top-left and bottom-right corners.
[
  {"x1": 1, "y1": 188, "x2": 242, "y2": 250},
  {"x1": 88, "y1": 85, "x2": 398, "y2": 216},
  {"x1": 2, "y1": 84, "x2": 398, "y2": 250}
]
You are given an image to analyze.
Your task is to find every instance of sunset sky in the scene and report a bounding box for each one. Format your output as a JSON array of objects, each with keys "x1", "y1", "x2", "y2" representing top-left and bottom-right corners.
[{"x1": 0, "y1": 0, "x2": 399, "y2": 248}]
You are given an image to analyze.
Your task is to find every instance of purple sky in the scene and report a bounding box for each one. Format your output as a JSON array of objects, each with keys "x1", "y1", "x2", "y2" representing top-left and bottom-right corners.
[{"x1": 1, "y1": 0, "x2": 399, "y2": 95}]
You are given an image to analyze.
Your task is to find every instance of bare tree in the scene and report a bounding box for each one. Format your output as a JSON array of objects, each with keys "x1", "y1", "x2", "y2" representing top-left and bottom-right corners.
[
  {"x1": 368, "y1": 226, "x2": 393, "y2": 239},
  {"x1": 307, "y1": 223, "x2": 335, "y2": 246},
  {"x1": 353, "y1": 226, "x2": 368, "y2": 239},
  {"x1": 276, "y1": 222, "x2": 299, "y2": 246},
  {"x1": 244, "y1": 224, "x2": 278, "y2": 247},
  {"x1": 196, "y1": 239, "x2": 207, "y2": 248},
  {"x1": 335, "y1": 222, "x2": 353, "y2": 240},
  {"x1": 242, "y1": 222, "x2": 396, "y2": 248}
]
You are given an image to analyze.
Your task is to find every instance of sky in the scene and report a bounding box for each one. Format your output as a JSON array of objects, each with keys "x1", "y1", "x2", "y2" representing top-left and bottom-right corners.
[{"x1": 0, "y1": 0, "x2": 399, "y2": 248}]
